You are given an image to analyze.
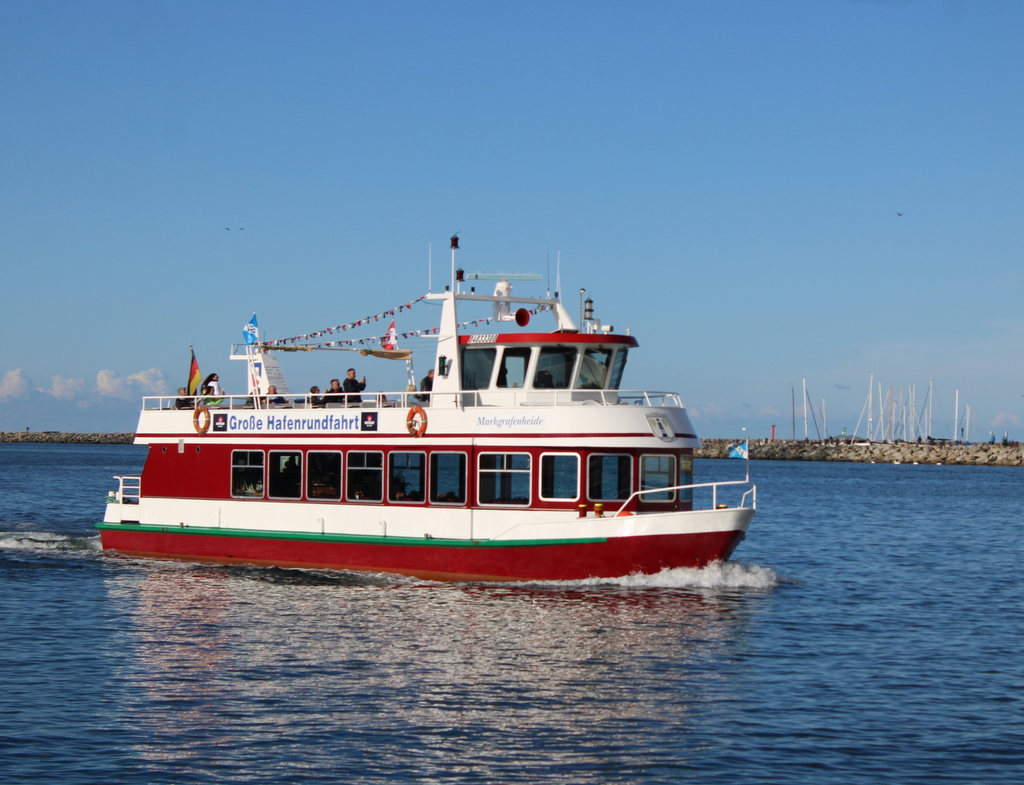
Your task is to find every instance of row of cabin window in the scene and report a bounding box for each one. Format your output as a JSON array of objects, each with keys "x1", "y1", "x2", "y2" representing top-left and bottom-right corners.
[
  {"x1": 230, "y1": 450, "x2": 689, "y2": 506},
  {"x1": 461, "y1": 345, "x2": 629, "y2": 391}
]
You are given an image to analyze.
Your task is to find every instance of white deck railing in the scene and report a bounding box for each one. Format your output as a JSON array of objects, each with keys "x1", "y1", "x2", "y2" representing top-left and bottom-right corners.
[
  {"x1": 141, "y1": 389, "x2": 684, "y2": 411},
  {"x1": 616, "y1": 480, "x2": 757, "y2": 514},
  {"x1": 109, "y1": 475, "x2": 141, "y2": 504}
]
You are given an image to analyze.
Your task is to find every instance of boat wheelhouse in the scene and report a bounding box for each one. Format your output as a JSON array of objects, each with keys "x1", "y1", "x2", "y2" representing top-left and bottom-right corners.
[{"x1": 99, "y1": 242, "x2": 755, "y2": 581}]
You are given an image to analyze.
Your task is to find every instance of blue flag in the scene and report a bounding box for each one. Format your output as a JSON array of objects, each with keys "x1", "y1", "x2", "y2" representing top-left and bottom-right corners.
[
  {"x1": 243, "y1": 314, "x2": 259, "y2": 345},
  {"x1": 728, "y1": 440, "x2": 748, "y2": 459}
]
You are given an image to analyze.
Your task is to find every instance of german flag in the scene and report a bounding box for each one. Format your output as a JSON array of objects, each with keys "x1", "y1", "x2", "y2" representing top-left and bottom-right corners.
[{"x1": 186, "y1": 348, "x2": 202, "y2": 396}]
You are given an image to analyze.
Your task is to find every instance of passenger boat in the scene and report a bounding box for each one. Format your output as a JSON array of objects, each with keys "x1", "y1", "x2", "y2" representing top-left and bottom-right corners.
[{"x1": 98, "y1": 238, "x2": 756, "y2": 582}]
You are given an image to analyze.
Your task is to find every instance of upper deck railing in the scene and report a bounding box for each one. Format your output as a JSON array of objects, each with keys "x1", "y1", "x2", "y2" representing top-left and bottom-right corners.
[{"x1": 141, "y1": 389, "x2": 684, "y2": 412}]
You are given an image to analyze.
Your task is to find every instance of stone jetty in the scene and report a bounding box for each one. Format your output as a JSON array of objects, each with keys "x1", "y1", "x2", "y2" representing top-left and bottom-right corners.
[
  {"x1": 697, "y1": 438, "x2": 1024, "y2": 467},
  {"x1": 1, "y1": 432, "x2": 135, "y2": 445}
]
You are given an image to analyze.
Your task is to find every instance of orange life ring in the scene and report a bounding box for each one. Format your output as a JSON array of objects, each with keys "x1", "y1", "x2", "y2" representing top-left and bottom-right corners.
[
  {"x1": 193, "y1": 404, "x2": 211, "y2": 435},
  {"x1": 406, "y1": 405, "x2": 427, "y2": 437}
]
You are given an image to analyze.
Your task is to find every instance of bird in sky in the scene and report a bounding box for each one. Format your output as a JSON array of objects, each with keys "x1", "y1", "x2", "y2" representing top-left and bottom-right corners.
[
  {"x1": 897, "y1": 212, "x2": 904, "y2": 216},
  {"x1": 225, "y1": 227, "x2": 230, "y2": 230}
]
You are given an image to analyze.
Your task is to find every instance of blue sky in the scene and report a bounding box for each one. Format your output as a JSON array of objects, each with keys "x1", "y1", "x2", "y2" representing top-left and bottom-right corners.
[{"x1": 2, "y1": 0, "x2": 1022, "y2": 439}]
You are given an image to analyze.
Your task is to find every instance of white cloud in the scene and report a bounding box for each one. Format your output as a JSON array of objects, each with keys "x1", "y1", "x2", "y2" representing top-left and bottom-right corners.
[
  {"x1": 96, "y1": 368, "x2": 168, "y2": 399},
  {"x1": 991, "y1": 412, "x2": 1021, "y2": 428},
  {"x1": 0, "y1": 369, "x2": 31, "y2": 401},
  {"x1": 47, "y1": 375, "x2": 87, "y2": 399},
  {"x1": 689, "y1": 403, "x2": 727, "y2": 420}
]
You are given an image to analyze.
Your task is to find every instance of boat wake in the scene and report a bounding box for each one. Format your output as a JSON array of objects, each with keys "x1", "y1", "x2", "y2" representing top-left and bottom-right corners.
[
  {"x1": 0, "y1": 530, "x2": 102, "y2": 552},
  {"x1": 571, "y1": 561, "x2": 783, "y2": 590}
]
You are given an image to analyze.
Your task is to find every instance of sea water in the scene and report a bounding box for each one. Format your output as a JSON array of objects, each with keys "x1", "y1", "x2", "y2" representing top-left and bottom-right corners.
[{"x1": 0, "y1": 443, "x2": 1021, "y2": 784}]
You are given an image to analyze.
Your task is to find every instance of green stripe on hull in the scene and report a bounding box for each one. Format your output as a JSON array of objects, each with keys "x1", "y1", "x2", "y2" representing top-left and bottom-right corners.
[{"x1": 96, "y1": 522, "x2": 607, "y2": 549}]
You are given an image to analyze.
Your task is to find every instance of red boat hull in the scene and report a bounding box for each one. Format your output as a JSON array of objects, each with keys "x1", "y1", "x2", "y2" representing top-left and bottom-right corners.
[{"x1": 97, "y1": 525, "x2": 746, "y2": 582}]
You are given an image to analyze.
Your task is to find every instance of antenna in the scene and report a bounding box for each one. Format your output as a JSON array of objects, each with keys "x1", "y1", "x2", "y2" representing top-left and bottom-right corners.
[
  {"x1": 556, "y1": 251, "x2": 561, "y2": 300},
  {"x1": 546, "y1": 242, "x2": 551, "y2": 298}
]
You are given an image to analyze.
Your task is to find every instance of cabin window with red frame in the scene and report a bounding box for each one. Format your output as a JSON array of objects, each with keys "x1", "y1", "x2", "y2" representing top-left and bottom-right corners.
[
  {"x1": 587, "y1": 454, "x2": 631, "y2": 500},
  {"x1": 430, "y1": 452, "x2": 466, "y2": 504},
  {"x1": 478, "y1": 453, "x2": 531, "y2": 505},
  {"x1": 269, "y1": 451, "x2": 302, "y2": 499},
  {"x1": 640, "y1": 454, "x2": 676, "y2": 502},
  {"x1": 389, "y1": 452, "x2": 425, "y2": 502},
  {"x1": 231, "y1": 450, "x2": 264, "y2": 498},
  {"x1": 347, "y1": 451, "x2": 383, "y2": 502},
  {"x1": 307, "y1": 451, "x2": 342, "y2": 500}
]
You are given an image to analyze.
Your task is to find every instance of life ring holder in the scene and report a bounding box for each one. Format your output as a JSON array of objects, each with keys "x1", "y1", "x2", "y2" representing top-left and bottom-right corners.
[
  {"x1": 193, "y1": 404, "x2": 211, "y2": 435},
  {"x1": 406, "y1": 405, "x2": 427, "y2": 438}
]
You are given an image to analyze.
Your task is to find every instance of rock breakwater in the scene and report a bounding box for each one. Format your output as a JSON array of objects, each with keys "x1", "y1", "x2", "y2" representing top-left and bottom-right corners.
[
  {"x1": 1, "y1": 432, "x2": 135, "y2": 445},
  {"x1": 697, "y1": 439, "x2": 1024, "y2": 467}
]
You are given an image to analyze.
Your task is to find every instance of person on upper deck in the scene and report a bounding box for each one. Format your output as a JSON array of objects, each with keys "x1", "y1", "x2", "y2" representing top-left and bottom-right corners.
[
  {"x1": 264, "y1": 385, "x2": 287, "y2": 406},
  {"x1": 202, "y1": 373, "x2": 223, "y2": 396},
  {"x1": 174, "y1": 387, "x2": 192, "y2": 409},
  {"x1": 416, "y1": 369, "x2": 434, "y2": 403},
  {"x1": 324, "y1": 378, "x2": 344, "y2": 406},
  {"x1": 309, "y1": 385, "x2": 327, "y2": 408},
  {"x1": 343, "y1": 368, "x2": 366, "y2": 406},
  {"x1": 201, "y1": 386, "x2": 224, "y2": 406}
]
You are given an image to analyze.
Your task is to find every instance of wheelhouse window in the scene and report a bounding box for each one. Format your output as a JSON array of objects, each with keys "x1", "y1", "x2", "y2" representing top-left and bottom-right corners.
[
  {"x1": 461, "y1": 347, "x2": 496, "y2": 390},
  {"x1": 640, "y1": 454, "x2": 676, "y2": 502},
  {"x1": 540, "y1": 454, "x2": 579, "y2": 500},
  {"x1": 307, "y1": 451, "x2": 342, "y2": 500},
  {"x1": 608, "y1": 348, "x2": 629, "y2": 389},
  {"x1": 389, "y1": 452, "x2": 425, "y2": 502},
  {"x1": 496, "y1": 347, "x2": 531, "y2": 388},
  {"x1": 576, "y1": 348, "x2": 612, "y2": 389},
  {"x1": 268, "y1": 451, "x2": 302, "y2": 499},
  {"x1": 231, "y1": 450, "x2": 264, "y2": 498},
  {"x1": 588, "y1": 454, "x2": 631, "y2": 501},
  {"x1": 478, "y1": 453, "x2": 531, "y2": 505},
  {"x1": 430, "y1": 452, "x2": 466, "y2": 504},
  {"x1": 347, "y1": 451, "x2": 383, "y2": 502},
  {"x1": 535, "y1": 347, "x2": 574, "y2": 388}
]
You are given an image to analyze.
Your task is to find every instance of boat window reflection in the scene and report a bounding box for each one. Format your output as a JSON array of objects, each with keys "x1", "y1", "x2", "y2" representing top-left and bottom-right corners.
[
  {"x1": 576, "y1": 348, "x2": 613, "y2": 390},
  {"x1": 347, "y1": 452, "x2": 383, "y2": 502},
  {"x1": 268, "y1": 451, "x2": 302, "y2": 499},
  {"x1": 536, "y1": 347, "x2": 574, "y2": 388},
  {"x1": 429, "y1": 452, "x2": 466, "y2": 504},
  {"x1": 478, "y1": 453, "x2": 531, "y2": 505},
  {"x1": 231, "y1": 450, "x2": 265, "y2": 498},
  {"x1": 640, "y1": 454, "x2": 676, "y2": 502},
  {"x1": 608, "y1": 348, "x2": 629, "y2": 389},
  {"x1": 540, "y1": 454, "x2": 580, "y2": 500},
  {"x1": 461, "y1": 348, "x2": 496, "y2": 389},
  {"x1": 389, "y1": 452, "x2": 425, "y2": 503},
  {"x1": 588, "y1": 454, "x2": 632, "y2": 500},
  {"x1": 307, "y1": 451, "x2": 341, "y2": 500}
]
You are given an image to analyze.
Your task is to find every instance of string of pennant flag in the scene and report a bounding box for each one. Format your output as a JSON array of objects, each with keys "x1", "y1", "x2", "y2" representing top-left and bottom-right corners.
[
  {"x1": 259, "y1": 296, "x2": 427, "y2": 347},
  {"x1": 259, "y1": 296, "x2": 537, "y2": 350}
]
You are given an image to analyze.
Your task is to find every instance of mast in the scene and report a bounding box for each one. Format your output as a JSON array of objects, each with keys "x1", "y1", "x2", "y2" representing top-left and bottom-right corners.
[
  {"x1": 928, "y1": 380, "x2": 934, "y2": 440},
  {"x1": 803, "y1": 378, "x2": 808, "y2": 440},
  {"x1": 867, "y1": 374, "x2": 874, "y2": 442},
  {"x1": 954, "y1": 388, "x2": 960, "y2": 443}
]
